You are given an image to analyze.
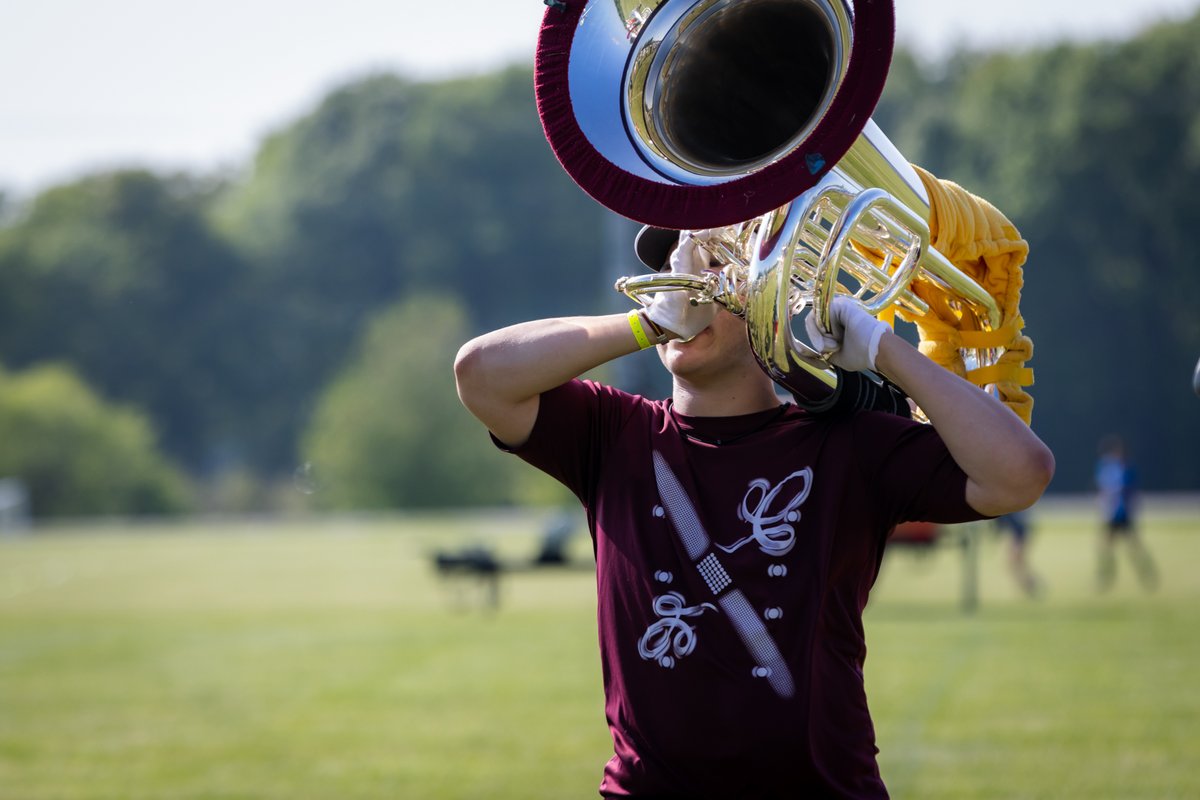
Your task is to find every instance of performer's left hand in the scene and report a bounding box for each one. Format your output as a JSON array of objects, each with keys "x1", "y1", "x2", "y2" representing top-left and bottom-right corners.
[{"x1": 805, "y1": 296, "x2": 890, "y2": 373}]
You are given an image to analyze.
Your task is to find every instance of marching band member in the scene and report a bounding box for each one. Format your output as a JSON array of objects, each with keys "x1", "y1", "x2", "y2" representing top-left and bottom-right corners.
[{"x1": 454, "y1": 227, "x2": 1053, "y2": 798}]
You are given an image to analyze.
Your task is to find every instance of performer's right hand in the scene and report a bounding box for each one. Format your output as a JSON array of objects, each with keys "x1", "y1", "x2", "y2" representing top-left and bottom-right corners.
[{"x1": 644, "y1": 236, "x2": 719, "y2": 341}]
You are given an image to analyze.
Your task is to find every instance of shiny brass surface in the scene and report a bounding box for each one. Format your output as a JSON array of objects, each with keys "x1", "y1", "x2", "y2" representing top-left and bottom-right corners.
[{"x1": 616, "y1": 167, "x2": 1002, "y2": 404}]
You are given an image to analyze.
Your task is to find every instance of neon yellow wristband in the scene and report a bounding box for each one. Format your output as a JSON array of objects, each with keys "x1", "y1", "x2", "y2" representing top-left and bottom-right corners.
[{"x1": 627, "y1": 309, "x2": 659, "y2": 350}]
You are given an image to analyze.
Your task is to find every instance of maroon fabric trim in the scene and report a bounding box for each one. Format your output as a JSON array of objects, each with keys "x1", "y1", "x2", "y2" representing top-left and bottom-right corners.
[{"x1": 534, "y1": 0, "x2": 895, "y2": 228}]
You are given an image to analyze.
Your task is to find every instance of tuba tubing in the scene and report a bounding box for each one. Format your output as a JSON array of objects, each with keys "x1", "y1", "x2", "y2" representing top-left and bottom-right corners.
[{"x1": 616, "y1": 178, "x2": 1001, "y2": 410}]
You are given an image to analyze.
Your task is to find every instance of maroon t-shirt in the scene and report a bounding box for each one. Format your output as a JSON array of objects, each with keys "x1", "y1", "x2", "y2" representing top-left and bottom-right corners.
[{"x1": 501, "y1": 379, "x2": 986, "y2": 799}]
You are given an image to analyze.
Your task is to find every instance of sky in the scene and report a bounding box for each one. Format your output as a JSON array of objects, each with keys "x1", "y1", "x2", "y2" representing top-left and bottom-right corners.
[{"x1": 2, "y1": 0, "x2": 1197, "y2": 197}]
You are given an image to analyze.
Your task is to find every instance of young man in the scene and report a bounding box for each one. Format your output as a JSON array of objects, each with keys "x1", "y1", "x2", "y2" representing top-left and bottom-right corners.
[{"x1": 454, "y1": 228, "x2": 1054, "y2": 798}]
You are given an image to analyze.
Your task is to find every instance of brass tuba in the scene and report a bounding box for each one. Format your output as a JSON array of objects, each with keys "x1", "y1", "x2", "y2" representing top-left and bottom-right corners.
[{"x1": 535, "y1": 0, "x2": 1006, "y2": 412}]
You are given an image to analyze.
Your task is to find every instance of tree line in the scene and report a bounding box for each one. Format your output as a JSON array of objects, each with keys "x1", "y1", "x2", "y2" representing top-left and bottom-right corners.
[{"x1": 1, "y1": 11, "x2": 1197, "y2": 517}]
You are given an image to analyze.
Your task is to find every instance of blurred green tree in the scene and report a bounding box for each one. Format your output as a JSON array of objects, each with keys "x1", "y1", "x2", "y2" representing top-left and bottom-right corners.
[
  {"x1": 0, "y1": 171, "x2": 260, "y2": 473},
  {"x1": 301, "y1": 293, "x2": 567, "y2": 509},
  {"x1": 211, "y1": 66, "x2": 608, "y2": 473},
  {"x1": 0, "y1": 363, "x2": 190, "y2": 517}
]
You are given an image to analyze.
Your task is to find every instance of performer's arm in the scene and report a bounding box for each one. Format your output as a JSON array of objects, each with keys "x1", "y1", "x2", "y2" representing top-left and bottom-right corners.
[
  {"x1": 454, "y1": 314, "x2": 641, "y2": 449},
  {"x1": 810, "y1": 296, "x2": 1054, "y2": 516},
  {"x1": 874, "y1": 332, "x2": 1055, "y2": 516},
  {"x1": 456, "y1": 250, "x2": 717, "y2": 448}
]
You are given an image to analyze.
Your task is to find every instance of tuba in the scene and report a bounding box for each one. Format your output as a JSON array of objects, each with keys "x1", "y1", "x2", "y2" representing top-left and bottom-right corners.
[{"x1": 535, "y1": 0, "x2": 1013, "y2": 414}]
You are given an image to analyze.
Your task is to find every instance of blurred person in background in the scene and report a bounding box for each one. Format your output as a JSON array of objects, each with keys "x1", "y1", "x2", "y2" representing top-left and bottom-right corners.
[
  {"x1": 1095, "y1": 435, "x2": 1158, "y2": 592},
  {"x1": 454, "y1": 227, "x2": 1054, "y2": 799},
  {"x1": 994, "y1": 510, "x2": 1042, "y2": 597}
]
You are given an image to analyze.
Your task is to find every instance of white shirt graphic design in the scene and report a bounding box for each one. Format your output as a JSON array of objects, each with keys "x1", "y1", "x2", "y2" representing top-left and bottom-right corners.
[{"x1": 637, "y1": 451, "x2": 807, "y2": 698}]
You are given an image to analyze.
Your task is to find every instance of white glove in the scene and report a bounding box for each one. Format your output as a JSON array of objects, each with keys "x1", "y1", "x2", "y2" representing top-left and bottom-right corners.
[
  {"x1": 643, "y1": 235, "x2": 718, "y2": 341},
  {"x1": 804, "y1": 295, "x2": 890, "y2": 372}
]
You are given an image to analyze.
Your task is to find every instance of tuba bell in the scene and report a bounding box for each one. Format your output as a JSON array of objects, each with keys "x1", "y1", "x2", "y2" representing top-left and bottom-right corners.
[{"x1": 535, "y1": 0, "x2": 1016, "y2": 414}]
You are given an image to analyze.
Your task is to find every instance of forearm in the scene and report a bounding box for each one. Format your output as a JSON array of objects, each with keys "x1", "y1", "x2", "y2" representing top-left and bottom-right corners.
[
  {"x1": 874, "y1": 332, "x2": 1055, "y2": 515},
  {"x1": 454, "y1": 313, "x2": 642, "y2": 446}
]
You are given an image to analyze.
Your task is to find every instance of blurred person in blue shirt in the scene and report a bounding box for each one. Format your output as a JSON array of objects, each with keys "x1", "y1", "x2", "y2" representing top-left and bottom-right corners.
[{"x1": 1095, "y1": 435, "x2": 1158, "y2": 592}]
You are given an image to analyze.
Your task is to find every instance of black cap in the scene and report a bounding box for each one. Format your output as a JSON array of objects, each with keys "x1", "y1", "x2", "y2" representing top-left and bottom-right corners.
[{"x1": 634, "y1": 225, "x2": 681, "y2": 271}]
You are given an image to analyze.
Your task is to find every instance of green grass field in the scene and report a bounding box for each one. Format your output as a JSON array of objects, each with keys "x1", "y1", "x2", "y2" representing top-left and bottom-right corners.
[{"x1": 1, "y1": 502, "x2": 1197, "y2": 799}]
